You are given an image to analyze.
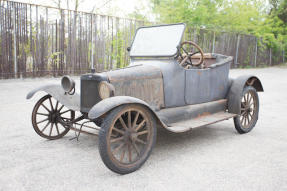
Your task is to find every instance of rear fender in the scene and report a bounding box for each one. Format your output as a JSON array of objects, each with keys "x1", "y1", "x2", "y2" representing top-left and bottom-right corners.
[
  {"x1": 227, "y1": 75, "x2": 263, "y2": 114},
  {"x1": 88, "y1": 96, "x2": 167, "y2": 128},
  {"x1": 26, "y1": 84, "x2": 80, "y2": 111}
]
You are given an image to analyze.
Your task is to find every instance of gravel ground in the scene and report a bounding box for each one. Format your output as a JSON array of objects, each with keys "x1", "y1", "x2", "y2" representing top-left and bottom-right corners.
[{"x1": 0, "y1": 67, "x2": 287, "y2": 191}]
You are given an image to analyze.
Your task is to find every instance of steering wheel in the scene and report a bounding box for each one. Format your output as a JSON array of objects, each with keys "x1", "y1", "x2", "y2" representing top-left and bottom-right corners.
[{"x1": 178, "y1": 41, "x2": 204, "y2": 69}]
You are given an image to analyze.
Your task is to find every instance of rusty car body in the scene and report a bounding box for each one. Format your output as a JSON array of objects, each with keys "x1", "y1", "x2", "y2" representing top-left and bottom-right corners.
[{"x1": 27, "y1": 23, "x2": 263, "y2": 174}]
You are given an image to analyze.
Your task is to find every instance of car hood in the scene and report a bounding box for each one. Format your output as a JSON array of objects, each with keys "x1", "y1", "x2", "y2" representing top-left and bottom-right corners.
[{"x1": 106, "y1": 64, "x2": 165, "y2": 110}]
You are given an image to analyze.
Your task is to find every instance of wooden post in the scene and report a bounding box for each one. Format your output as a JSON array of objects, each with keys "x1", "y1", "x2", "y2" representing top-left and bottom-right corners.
[
  {"x1": 110, "y1": 17, "x2": 113, "y2": 69},
  {"x1": 12, "y1": 4, "x2": 17, "y2": 78},
  {"x1": 254, "y1": 37, "x2": 257, "y2": 67},
  {"x1": 235, "y1": 34, "x2": 240, "y2": 67},
  {"x1": 94, "y1": 15, "x2": 98, "y2": 71},
  {"x1": 45, "y1": 7, "x2": 48, "y2": 74},
  {"x1": 36, "y1": 5, "x2": 39, "y2": 75},
  {"x1": 90, "y1": 14, "x2": 94, "y2": 72}
]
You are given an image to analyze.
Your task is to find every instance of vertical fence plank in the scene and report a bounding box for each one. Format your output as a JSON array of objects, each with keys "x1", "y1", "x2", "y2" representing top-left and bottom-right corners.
[
  {"x1": 254, "y1": 37, "x2": 257, "y2": 67},
  {"x1": 234, "y1": 34, "x2": 240, "y2": 67},
  {"x1": 12, "y1": 3, "x2": 17, "y2": 78}
]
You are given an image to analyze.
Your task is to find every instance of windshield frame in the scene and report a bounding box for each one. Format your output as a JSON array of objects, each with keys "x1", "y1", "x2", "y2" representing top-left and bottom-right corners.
[{"x1": 129, "y1": 23, "x2": 186, "y2": 58}]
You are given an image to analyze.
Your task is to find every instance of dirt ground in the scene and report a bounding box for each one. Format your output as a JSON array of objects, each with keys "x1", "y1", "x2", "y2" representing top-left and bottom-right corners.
[{"x1": 0, "y1": 67, "x2": 287, "y2": 191}]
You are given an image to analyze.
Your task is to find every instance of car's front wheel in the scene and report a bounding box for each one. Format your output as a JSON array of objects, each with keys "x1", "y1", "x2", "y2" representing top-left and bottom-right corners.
[
  {"x1": 32, "y1": 95, "x2": 75, "y2": 140},
  {"x1": 98, "y1": 104, "x2": 157, "y2": 174},
  {"x1": 233, "y1": 86, "x2": 259, "y2": 134}
]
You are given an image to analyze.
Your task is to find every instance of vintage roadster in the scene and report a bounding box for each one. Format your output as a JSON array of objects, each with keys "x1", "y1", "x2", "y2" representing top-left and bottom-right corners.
[{"x1": 27, "y1": 23, "x2": 263, "y2": 174}]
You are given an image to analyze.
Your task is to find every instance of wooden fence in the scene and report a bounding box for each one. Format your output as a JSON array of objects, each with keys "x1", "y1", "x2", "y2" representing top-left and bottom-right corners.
[
  {"x1": 0, "y1": 0, "x2": 286, "y2": 79},
  {"x1": 183, "y1": 28, "x2": 286, "y2": 68}
]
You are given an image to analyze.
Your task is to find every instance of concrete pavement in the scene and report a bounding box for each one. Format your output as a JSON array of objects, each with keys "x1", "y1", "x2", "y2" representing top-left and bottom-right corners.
[{"x1": 0, "y1": 67, "x2": 287, "y2": 191}]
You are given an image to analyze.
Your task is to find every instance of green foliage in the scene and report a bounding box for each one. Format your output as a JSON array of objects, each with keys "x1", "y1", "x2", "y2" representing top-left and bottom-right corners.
[
  {"x1": 151, "y1": 0, "x2": 287, "y2": 62},
  {"x1": 49, "y1": 51, "x2": 62, "y2": 69}
]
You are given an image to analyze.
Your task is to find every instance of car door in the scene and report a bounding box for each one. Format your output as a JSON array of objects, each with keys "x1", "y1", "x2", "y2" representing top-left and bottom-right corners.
[{"x1": 185, "y1": 63, "x2": 230, "y2": 105}]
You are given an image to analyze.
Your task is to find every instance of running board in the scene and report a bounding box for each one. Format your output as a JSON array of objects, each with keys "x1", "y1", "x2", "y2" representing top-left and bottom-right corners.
[{"x1": 165, "y1": 111, "x2": 237, "y2": 133}]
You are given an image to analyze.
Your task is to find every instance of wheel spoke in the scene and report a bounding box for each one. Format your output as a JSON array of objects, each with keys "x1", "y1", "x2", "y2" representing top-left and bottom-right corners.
[
  {"x1": 137, "y1": 130, "x2": 148, "y2": 136},
  {"x1": 60, "y1": 110, "x2": 71, "y2": 115},
  {"x1": 134, "y1": 137, "x2": 147, "y2": 145},
  {"x1": 110, "y1": 134, "x2": 118, "y2": 138},
  {"x1": 41, "y1": 121, "x2": 50, "y2": 132},
  {"x1": 55, "y1": 123, "x2": 60, "y2": 135},
  {"x1": 112, "y1": 142, "x2": 125, "y2": 155},
  {"x1": 248, "y1": 112, "x2": 253, "y2": 120},
  {"x1": 55, "y1": 101, "x2": 59, "y2": 111},
  {"x1": 132, "y1": 142, "x2": 140, "y2": 156},
  {"x1": 248, "y1": 93, "x2": 253, "y2": 104},
  {"x1": 241, "y1": 109, "x2": 247, "y2": 115},
  {"x1": 247, "y1": 113, "x2": 250, "y2": 124},
  {"x1": 49, "y1": 97, "x2": 54, "y2": 111},
  {"x1": 249, "y1": 93, "x2": 253, "y2": 104},
  {"x1": 37, "y1": 118, "x2": 49, "y2": 124},
  {"x1": 58, "y1": 105, "x2": 64, "y2": 112},
  {"x1": 135, "y1": 120, "x2": 146, "y2": 132},
  {"x1": 41, "y1": 104, "x2": 51, "y2": 112},
  {"x1": 119, "y1": 116, "x2": 128, "y2": 130},
  {"x1": 245, "y1": 93, "x2": 248, "y2": 104},
  {"x1": 120, "y1": 145, "x2": 126, "y2": 162},
  {"x1": 49, "y1": 123, "x2": 54, "y2": 136},
  {"x1": 242, "y1": 116, "x2": 246, "y2": 126},
  {"x1": 240, "y1": 115, "x2": 245, "y2": 124},
  {"x1": 58, "y1": 121, "x2": 69, "y2": 129},
  {"x1": 37, "y1": 112, "x2": 49, "y2": 116},
  {"x1": 244, "y1": 116, "x2": 247, "y2": 127},
  {"x1": 132, "y1": 112, "x2": 140, "y2": 128},
  {"x1": 243, "y1": 95, "x2": 247, "y2": 103},
  {"x1": 128, "y1": 144, "x2": 132, "y2": 162},
  {"x1": 110, "y1": 136, "x2": 124, "y2": 143},
  {"x1": 128, "y1": 111, "x2": 132, "y2": 128},
  {"x1": 112, "y1": 127, "x2": 125, "y2": 135}
]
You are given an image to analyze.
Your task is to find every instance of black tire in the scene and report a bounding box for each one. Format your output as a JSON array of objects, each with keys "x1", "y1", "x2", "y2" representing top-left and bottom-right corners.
[
  {"x1": 233, "y1": 86, "x2": 259, "y2": 134},
  {"x1": 32, "y1": 95, "x2": 74, "y2": 140},
  {"x1": 98, "y1": 104, "x2": 157, "y2": 174}
]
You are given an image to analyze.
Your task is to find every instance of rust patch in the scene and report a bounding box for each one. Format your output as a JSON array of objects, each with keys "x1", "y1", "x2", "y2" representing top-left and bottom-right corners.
[
  {"x1": 195, "y1": 112, "x2": 211, "y2": 119},
  {"x1": 107, "y1": 64, "x2": 165, "y2": 110},
  {"x1": 197, "y1": 71, "x2": 201, "y2": 75}
]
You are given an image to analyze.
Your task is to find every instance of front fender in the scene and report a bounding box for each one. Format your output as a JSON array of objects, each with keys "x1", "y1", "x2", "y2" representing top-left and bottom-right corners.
[
  {"x1": 227, "y1": 75, "x2": 263, "y2": 114},
  {"x1": 88, "y1": 96, "x2": 167, "y2": 128},
  {"x1": 26, "y1": 84, "x2": 80, "y2": 111}
]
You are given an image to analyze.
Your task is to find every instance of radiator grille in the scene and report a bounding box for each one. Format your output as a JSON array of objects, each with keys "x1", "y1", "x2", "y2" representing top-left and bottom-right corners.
[{"x1": 80, "y1": 79, "x2": 102, "y2": 112}]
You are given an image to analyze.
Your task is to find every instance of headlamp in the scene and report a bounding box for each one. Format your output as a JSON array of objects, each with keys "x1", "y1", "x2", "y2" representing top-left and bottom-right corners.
[
  {"x1": 98, "y1": 81, "x2": 115, "y2": 99},
  {"x1": 61, "y1": 75, "x2": 75, "y2": 94}
]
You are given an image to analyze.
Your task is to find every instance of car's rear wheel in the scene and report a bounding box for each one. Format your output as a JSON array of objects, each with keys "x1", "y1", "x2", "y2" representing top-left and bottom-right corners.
[
  {"x1": 233, "y1": 86, "x2": 259, "y2": 134},
  {"x1": 98, "y1": 104, "x2": 157, "y2": 174},
  {"x1": 32, "y1": 95, "x2": 75, "y2": 140}
]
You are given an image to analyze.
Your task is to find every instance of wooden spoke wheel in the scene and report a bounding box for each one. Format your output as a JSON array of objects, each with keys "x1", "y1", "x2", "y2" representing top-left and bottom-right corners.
[
  {"x1": 32, "y1": 95, "x2": 75, "y2": 140},
  {"x1": 99, "y1": 104, "x2": 157, "y2": 174},
  {"x1": 234, "y1": 86, "x2": 259, "y2": 134}
]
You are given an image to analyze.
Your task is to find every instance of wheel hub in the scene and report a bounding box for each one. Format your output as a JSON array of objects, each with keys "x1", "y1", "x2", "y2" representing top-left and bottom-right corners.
[
  {"x1": 124, "y1": 129, "x2": 137, "y2": 143},
  {"x1": 49, "y1": 111, "x2": 60, "y2": 123}
]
